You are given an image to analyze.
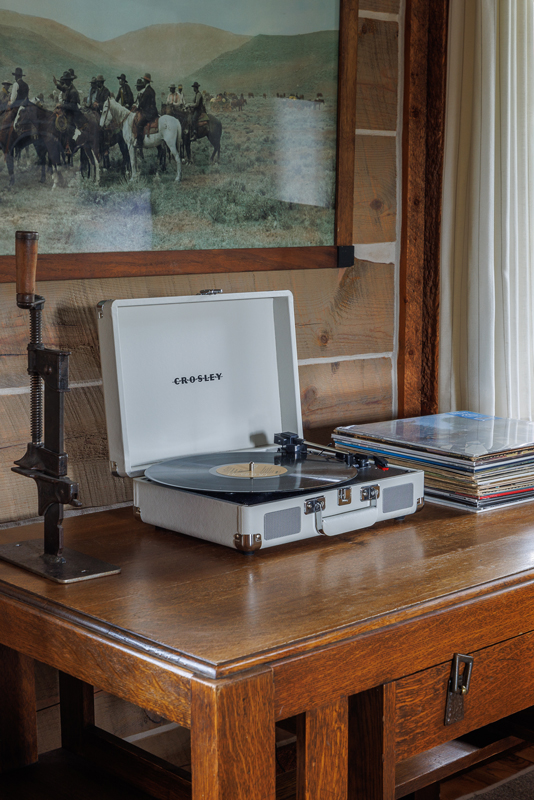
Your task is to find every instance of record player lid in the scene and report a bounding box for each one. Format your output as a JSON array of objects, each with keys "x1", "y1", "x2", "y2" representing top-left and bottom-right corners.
[{"x1": 97, "y1": 291, "x2": 302, "y2": 478}]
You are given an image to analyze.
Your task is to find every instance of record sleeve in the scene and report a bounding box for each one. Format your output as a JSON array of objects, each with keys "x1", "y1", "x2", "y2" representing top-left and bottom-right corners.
[{"x1": 335, "y1": 412, "x2": 534, "y2": 464}]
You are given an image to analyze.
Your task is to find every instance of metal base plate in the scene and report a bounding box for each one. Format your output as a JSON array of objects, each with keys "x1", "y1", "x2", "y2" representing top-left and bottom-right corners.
[{"x1": 0, "y1": 539, "x2": 121, "y2": 584}]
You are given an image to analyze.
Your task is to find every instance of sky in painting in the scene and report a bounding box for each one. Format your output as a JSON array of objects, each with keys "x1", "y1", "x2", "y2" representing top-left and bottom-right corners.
[{"x1": 0, "y1": 0, "x2": 338, "y2": 39}]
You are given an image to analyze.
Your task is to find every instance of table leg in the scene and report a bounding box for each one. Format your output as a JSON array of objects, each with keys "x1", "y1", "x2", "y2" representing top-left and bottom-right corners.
[
  {"x1": 295, "y1": 696, "x2": 349, "y2": 800},
  {"x1": 59, "y1": 671, "x2": 95, "y2": 750},
  {"x1": 191, "y1": 670, "x2": 276, "y2": 800},
  {"x1": 0, "y1": 643, "x2": 38, "y2": 771},
  {"x1": 348, "y1": 684, "x2": 396, "y2": 800}
]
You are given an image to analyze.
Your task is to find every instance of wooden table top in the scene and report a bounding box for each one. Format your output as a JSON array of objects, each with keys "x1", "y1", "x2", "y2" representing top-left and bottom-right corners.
[{"x1": 1, "y1": 502, "x2": 534, "y2": 676}]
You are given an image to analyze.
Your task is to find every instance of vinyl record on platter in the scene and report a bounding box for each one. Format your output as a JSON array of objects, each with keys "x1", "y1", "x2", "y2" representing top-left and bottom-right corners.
[{"x1": 145, "y1": 451, "x2": 359, "y2": 493}]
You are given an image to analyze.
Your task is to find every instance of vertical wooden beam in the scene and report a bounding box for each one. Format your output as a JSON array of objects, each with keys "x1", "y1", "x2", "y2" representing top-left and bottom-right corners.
[
  {"x1": 59, "y1": 671, "x2": 95, "y2": 750},
  {"x1": 336, "y1": 0, "x2": 360, "y2": 245},
  {"x1": 296, "y1": 697, "x2": 349, "y2": 800},
  {"x1": 0, "y1": 643, "x2": 38, "y2": 771},
  {"x1": 398, "y1": 0, "x2": 449, "y2": 417},
  {"x1": 348, "y1": 683, "x2": 396, "y2": 800},
  {"x1": 191, "y1": 671, "x2": 276, "y2": 800},
  {"x1": 398, "y1": 0, "x2": 429, "y2": 419},
  {"x1": 421, "y1": 0, "x2": 449, "y2": 415}
]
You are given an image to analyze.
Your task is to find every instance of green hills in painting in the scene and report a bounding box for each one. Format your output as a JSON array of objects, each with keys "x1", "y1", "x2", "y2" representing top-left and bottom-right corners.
[
  {"x1": 185, "y1": 30, "x2": 338, "y2": 99},
  {"x1": 0, "y1": 10, "x2": 337, "y2": 102}
]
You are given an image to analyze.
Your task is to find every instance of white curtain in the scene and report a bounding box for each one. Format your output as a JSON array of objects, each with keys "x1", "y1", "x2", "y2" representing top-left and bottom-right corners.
[{"x1": 439, "y1": 0, "x2": 534, "y2": 420}]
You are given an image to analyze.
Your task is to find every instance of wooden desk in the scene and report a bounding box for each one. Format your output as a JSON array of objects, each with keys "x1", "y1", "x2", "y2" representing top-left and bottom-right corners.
[{"x1": 2, "y1": 502, "x2": 534, "y2": 799}]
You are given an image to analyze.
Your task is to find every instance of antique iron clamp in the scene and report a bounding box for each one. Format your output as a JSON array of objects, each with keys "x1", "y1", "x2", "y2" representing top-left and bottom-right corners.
[{"x1": 0, "y1": 231, "x2": 120, "y2": 583}]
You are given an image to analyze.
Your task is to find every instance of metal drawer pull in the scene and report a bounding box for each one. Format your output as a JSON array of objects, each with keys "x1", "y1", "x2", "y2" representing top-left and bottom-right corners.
[{"x1": 444, "y1": 653, "x2": 474, "y2": 726}]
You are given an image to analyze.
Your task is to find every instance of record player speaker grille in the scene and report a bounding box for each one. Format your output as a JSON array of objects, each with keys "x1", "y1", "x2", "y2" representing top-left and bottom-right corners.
[
  {"x1": 382, "y1": 483, "x2": 414, "y2": 514},
  {"x1": 264, "y1": 507, "x2": 301, "y2": 541}
]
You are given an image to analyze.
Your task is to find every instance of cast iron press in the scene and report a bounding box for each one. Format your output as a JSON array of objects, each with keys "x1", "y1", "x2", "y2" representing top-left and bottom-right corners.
[{"x1": 0, "y1": 231, "x2": 120, "y2": 583}]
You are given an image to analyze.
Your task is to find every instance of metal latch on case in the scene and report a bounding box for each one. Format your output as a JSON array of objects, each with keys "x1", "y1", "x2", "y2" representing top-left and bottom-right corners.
[
  {"x1": 444, "y1": 653, "x2": 474, "y2": 725},
  {"x1": 361, "y1": 485, "x2": 380, "y2": 502},
  {"x1": 305, "y1": 497, "x2": 327, "y2": 536},
  {"x1": 338, "y1": 487, "x2": 352, "y2": 506}
]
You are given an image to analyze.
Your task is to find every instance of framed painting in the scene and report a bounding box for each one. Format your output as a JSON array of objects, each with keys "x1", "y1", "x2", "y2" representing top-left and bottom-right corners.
[{"x1": 0, "y1": 0, "x2": 357, "y2": 281}]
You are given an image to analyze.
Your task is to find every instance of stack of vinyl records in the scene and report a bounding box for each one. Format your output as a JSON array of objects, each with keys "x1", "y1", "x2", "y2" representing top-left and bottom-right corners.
[{"x1": 333, "y1": 411, "x2": 534, "y2": 512}]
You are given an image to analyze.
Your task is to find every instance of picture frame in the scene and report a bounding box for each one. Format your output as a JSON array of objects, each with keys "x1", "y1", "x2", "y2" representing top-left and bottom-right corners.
[{"x1": 0, "y1": 0, "x2": 358, "y2": 283}]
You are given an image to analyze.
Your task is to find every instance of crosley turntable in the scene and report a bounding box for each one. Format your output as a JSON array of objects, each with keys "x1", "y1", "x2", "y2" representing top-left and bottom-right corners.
[{"x1": 97, "y1": 291, "x2": 424, "y2": 551}]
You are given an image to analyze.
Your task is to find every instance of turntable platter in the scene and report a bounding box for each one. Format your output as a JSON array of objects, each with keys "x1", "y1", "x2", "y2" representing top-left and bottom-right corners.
[{"x1": 145, "y1": 451, "x2": 359, "y2": 494}]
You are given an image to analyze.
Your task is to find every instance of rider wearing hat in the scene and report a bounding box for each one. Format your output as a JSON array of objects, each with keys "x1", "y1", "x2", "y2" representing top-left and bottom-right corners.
[
  {"x1": 85, "y1": 77, "x2": 98, "y2": 108},
  {"x1": 166, "y1": 83, "x2": 183, "y2": 107},
  {"x1": 93, "y1": 75, "x2": 111, "y2": 113},
  {"x1": 53, "y1": 68, "x2": 77, "y2": 94},
  {"x1": 57, "y1": 70, "x2": 84, "y2": 142},
  {"x1": 59, "y1": 71, "x2": 80, "y2": 112},
  {"x1": 9, "y1": 67, "x2": 29, "y2": 109},
  {"x1": 190, "y1": 81, "x2": 205, "y2": 140},
  {"x1": 116, "y1": 73, "x2": 134, "y2": 109},
  {"x1": 135, "y1": 73, "x2": 157, "y2": 151}
]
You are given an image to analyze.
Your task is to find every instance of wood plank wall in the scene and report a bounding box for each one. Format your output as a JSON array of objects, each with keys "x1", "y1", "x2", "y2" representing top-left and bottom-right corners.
[{"x1": 0, "y1": 0, "x2": 403, "y2": 757}]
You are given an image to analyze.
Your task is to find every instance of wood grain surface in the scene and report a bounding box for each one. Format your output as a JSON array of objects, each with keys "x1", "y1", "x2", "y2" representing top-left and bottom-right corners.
[
  {"x1": 3, "y1": 502, "x2": 534, "y2": 799},
  {"x1": 299, "y1": 357, "x2": 393, "y2": 429},
  {"x1": 395, "y1": 632, "x2": 534, "y2": 760},
  {"x1": 0, "y1": 584, "x2": 193, "y2": 725},
  {"x1": 335, "y1": 0, "x2": 359, "y2": 246},
  {"x1": 398, "y1": 0, "x2": 449, "y2": 417},
  {"x1": 1, "y1": 503, "x2": 534, "y2": 678},
  {"x1": 34, "y1": 660, "x2": 172, "y2": 750},
  {"x1": 395, "y1": 733, "x2": 524, "y2": 798},
  {"x1": 0, "y1": 264, "x2": 394, "y2": 389},
  {"x1": 0, "y1": 644, "x2": 38, "y2": 771},
  {"x1": 349, "y1": 684, "x2": 396, "y2": 800},
  {"x1": 127, "y1": 724, "x2": 191, "y2": 769},
  {"x1": 440, "y1": 746, "x2": 534, "y2": 800},
  {"x1": 296, "y1": 698, "x2": 349, "y2": 800},
  {"x1": 0, "y1": 388, "x2": 132, "y2": 522},
  {"x1": 0, "y1": 247, "x2": 338, "y2": 285},
  {"x1": 36, "y1": 685, "x2": 172, "y2": 755},
  {"x1": 420, "y1": 0, "x2": 449, "y2": 415},
  {"x1": 356, "y1": 19, "x2": 399, "y2": 131},
  {"x1": 353, "y1": 135, "x2": 397, "y2": 243},
  {"x1": 360, "y1": 0, "x2": 400, "y2": 11},
  {"x1": 191, "y1": 673, "x2": 275, "y2": 800}
]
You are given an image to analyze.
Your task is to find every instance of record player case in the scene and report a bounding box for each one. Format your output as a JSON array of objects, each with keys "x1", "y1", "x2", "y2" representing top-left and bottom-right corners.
[{"x1": 97, "y1": 291, "x2": 424, "y2": 549}]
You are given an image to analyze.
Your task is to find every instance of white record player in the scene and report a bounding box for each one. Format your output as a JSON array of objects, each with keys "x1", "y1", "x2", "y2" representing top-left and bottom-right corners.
[{"x1": 97, "y1": 291, "x2": 424, "y2": 552}]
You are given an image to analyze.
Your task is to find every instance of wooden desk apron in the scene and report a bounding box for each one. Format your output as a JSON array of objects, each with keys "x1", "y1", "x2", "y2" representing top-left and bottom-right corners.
[{"x1": 1, "y1": 503, "x2": 534, "y2": 800}]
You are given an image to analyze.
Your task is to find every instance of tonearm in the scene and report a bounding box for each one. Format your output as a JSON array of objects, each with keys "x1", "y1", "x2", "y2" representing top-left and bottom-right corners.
[{"x1": 274, "y1": 431, "x2": 389, "y2": 470}]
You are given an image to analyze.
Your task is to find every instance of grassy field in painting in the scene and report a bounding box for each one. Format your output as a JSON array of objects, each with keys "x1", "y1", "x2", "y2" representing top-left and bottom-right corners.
[{"x1": 0, "y1": 95, "x2": 336, "y2": 255}]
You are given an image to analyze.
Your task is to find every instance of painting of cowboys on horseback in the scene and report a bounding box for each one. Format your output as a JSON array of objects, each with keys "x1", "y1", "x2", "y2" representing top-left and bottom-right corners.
[{"x1": 0, "y1": 0, "x2": 339, "y2": 256}]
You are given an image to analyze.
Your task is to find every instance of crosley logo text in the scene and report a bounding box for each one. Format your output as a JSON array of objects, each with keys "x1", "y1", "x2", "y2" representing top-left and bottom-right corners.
[{"x1": 174, "y1": 373, "x2": 223, "y2": 385}]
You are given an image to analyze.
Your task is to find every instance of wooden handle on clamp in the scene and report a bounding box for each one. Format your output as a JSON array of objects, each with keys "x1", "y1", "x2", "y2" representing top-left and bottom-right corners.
[{"x1": 16, "y1": 231, "x2": 39, "y2": 300}]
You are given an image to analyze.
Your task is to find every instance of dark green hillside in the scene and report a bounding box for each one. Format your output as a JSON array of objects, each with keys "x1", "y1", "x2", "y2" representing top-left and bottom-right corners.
[
  {"x1": 184, "y1": 30, "x2": 338, "y2": 100},
  {"x1": 0, "y1": 24, "x2": 121, "y2": 100}
]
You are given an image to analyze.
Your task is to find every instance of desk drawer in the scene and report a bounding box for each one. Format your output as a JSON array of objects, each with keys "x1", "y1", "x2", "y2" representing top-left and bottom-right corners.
[{"x1": 395, "y1": 629, "x2": 534, "y2": 761}]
